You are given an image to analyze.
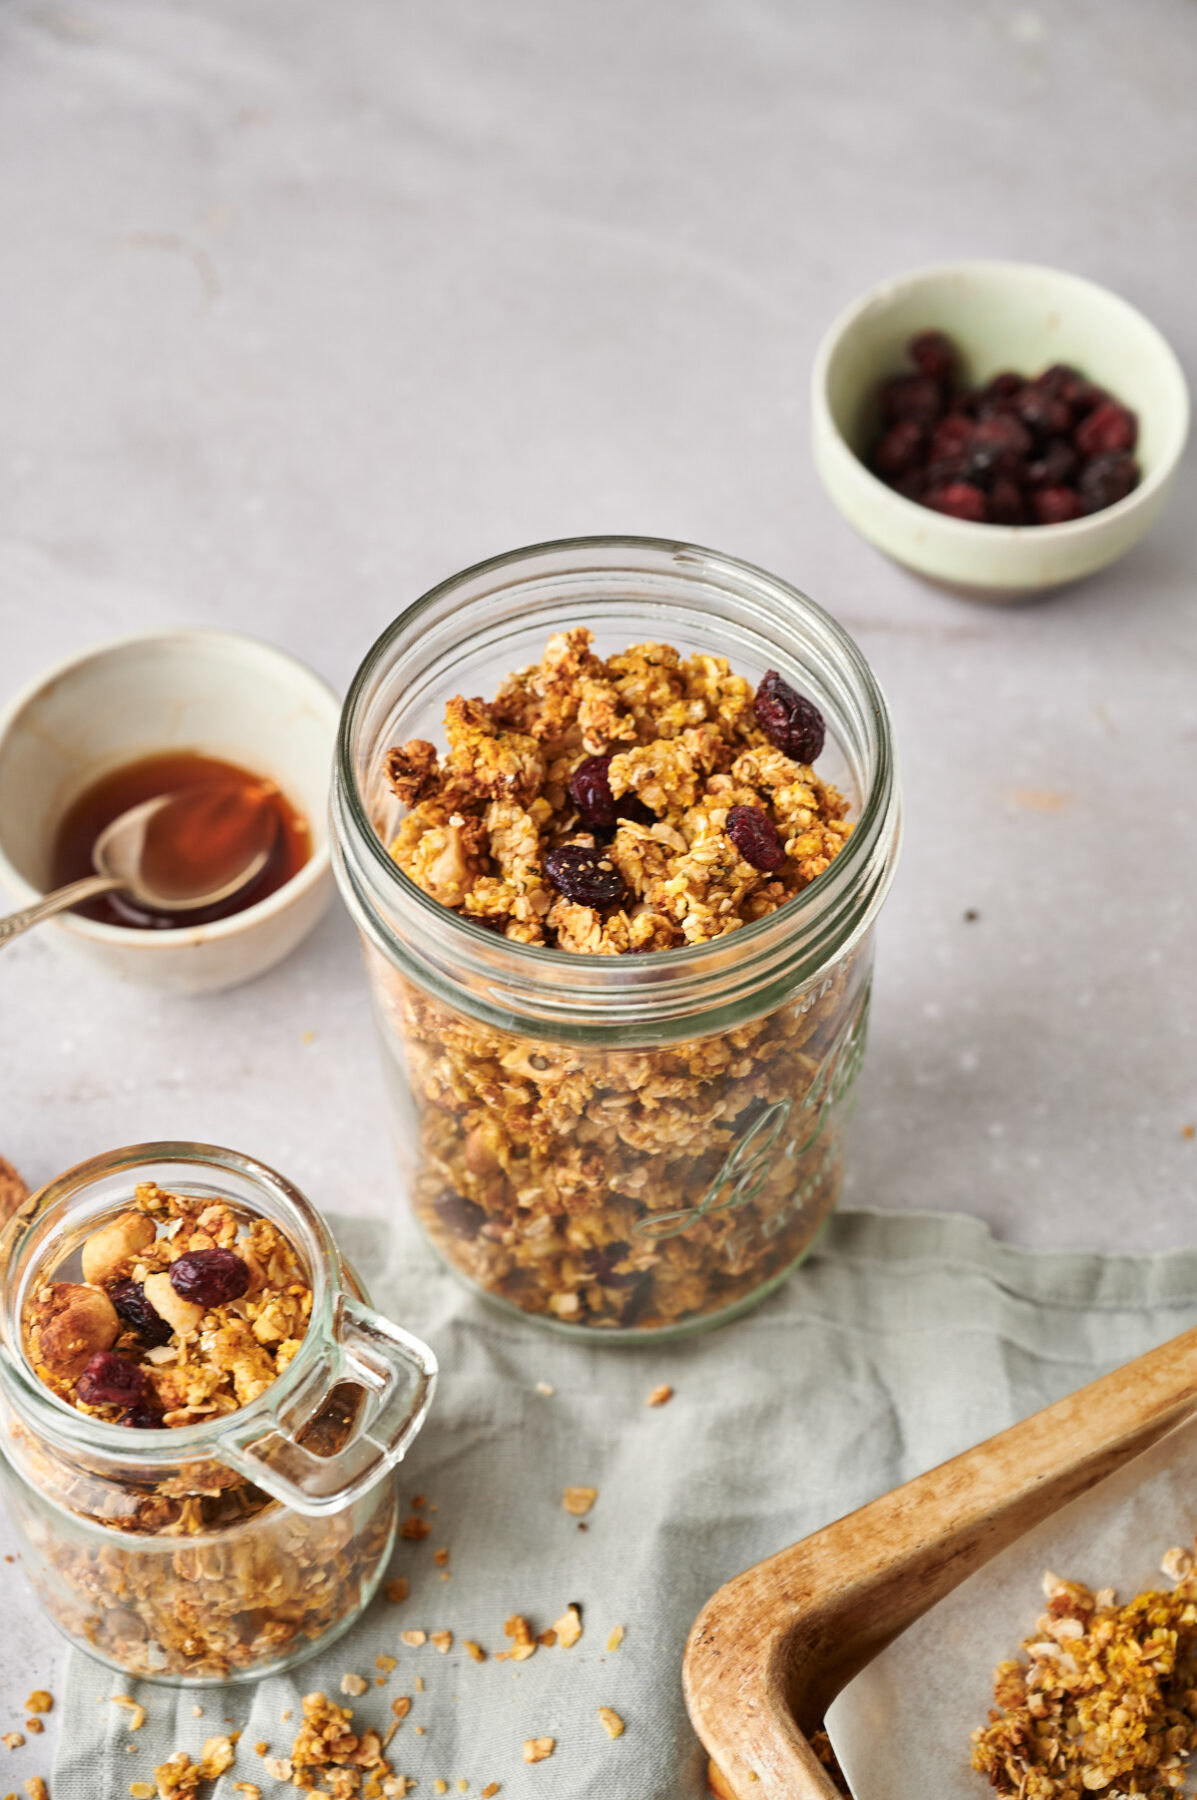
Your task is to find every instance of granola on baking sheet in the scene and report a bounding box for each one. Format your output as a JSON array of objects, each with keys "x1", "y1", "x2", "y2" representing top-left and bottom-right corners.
[
  {"x1": 970, "y1": 1558, "x2": 1197, "y2": 1797},
  {"x1": 6, "y1": 1185, "x2": 396, "y2": 1680},
  {"x1": 372, "y1": 630, "x2": 870, "y2": 1331}
]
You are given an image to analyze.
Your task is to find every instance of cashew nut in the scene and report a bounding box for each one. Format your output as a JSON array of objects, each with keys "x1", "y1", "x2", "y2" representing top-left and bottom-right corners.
[
  {"x1": 81, "y1": 1211, "x2": 156, "y2": 1287},
  {"x1": 28, "y1": 1282, "x2": 119, "y2": 1378},
  {"x1": 142, "y1": 1271, "x2": 204, "y2": 1337}
]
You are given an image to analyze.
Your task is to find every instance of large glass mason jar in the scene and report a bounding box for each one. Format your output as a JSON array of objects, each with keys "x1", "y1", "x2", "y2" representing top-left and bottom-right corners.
[
  {"x1": 0, "y1": 1142, "x2": 437, "y2": 1683},
  {"x1": 332, "y1": 538, "x2": 900, "y2": 1339}
]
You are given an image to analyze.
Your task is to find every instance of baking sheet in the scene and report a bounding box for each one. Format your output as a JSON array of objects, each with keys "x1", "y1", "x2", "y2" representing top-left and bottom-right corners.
[{"x1": 826, "y1": 1413, "x2": 1197, "y2": 1799}]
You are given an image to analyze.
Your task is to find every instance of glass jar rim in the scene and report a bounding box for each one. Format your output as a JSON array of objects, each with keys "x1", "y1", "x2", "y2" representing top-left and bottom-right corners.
[
  {"x1": 0, "y1": 1141, "x2": 342, "y2": 1465},
  {"x1": 334, "y1": 534, "x2": 901, "y2": 1036}
]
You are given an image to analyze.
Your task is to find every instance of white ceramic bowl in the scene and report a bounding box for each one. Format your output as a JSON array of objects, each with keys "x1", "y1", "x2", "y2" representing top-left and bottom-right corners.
[
  {"x1": 0, "y1": 630, "x2": 339, "y2": 993},
  {"x1": 812, "y1": 260, "x2": 1190, "y2": 599}
]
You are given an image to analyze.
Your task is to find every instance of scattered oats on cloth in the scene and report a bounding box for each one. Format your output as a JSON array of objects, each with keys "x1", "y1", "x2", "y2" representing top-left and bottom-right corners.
[{"x1": 50, "y1": 1210, "x2": 1197, "y2": 1800}]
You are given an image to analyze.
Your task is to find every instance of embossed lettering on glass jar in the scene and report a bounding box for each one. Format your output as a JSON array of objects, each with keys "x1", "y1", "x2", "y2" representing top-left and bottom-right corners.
[
  {"x1": 0, "y1": 1143, "x2": 436, "y2": 1683},
  {"x1": 332, "y1": 538, "x2": 901, "y2": 1339}
]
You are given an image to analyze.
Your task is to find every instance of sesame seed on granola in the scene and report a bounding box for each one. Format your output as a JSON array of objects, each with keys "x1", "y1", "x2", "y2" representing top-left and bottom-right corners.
[{"x1": 646, "y1": 1384, "x2": 673, "y2": 1407}]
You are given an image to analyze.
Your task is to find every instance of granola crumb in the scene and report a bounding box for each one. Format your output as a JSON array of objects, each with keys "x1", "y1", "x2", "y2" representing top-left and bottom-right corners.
[
  {"x1": 456, "y1": 1784, "x2": 468, "y2": 1794},
  {"x1": 110, "y1": 1697, "x2": 147, "y2": 1731},
  {"x1": 646, "y1": 1384, "x2": 673, "y2": 1407},
  {"x1": 496, "y1": 1616, "x2": 536, "y2": 1663},
  {"x1": 430, "y1": 1631, "x2": 453, "y2": 1655},
  {"x1": 433, "y1": 1784, "x2": 447, "y2": 1796},
  {"x1": 23, "y1": 1697, "x2": 51, "y2": 1718},
  {"x1": 190, "y1": 1709, "x2": 203, "y2": 1720},
  {"x1": 606, "y1": 1624, "x2": 625, "y2": 1651},
  {"x1": 384, "y1": 1579, "x2": 410, "y2": 1605},
  {"x1": 232, "y1": 1788, "x2": 261, "y2": 1800},
  {"x1": 554, "y1": 1605, "x2": 583, "y2": 1649},
  {"x1": 463, "y1": 1641, "x2": 486, "y2": 1663},
  {"x1": 376, "y1": 1656, "x2": 398, "y2": 1673},
  {"x1": 400, "y1": 1517, "x2": 432, "y2": 1541},
  {"x1": 522, "y1": 1739, "x2": 555, "y2": 1764},
  {"x1": 1183, "y1": 1123, "x2": 1195, "y2": 1140},
  {"x1": 339, "y1": 1673, "x2": 369, "y2": 1697},
  {"x1": 252, "y1": 1743, "x2": 268, "y2": 1757},
  {"x1": 391, "y1": 1699, "x2": 412, "y2": 1723},
  {"x1": 414, "y1": 1678, "x2": 424, "y2": 1694},
  {"x1": 1161, "y1": 1544, "x2": 1193, "y2": 1581},
  {"x1": 481, "y1": 1786, "x2": 500, "y2": 1797},
  {"x1": 130, "y1": 1787, "x2": 155, "y2": 1799},
  {"x1": 1, "y1": 1738, "x2": 23, "y2": 1753},
  {"x1": 535, "y1": 1383, "x2": 554, "y2": 1396},
  {"x1": 597, "y1": 1707, "x2": 625, "y2": 1740},
  {"x1": 24, "y1": 1784, "x2": 48, "y2": 1800},
  {"x1": 400, "y1": 1631, "x2": 427, "y2": 1648},
  {"x1": 433, "y1": 1549, "x2": 449, "y2": 1567},
  {"x1": 562, "y1": 1487, "x2": 597, "y2": 1517}
]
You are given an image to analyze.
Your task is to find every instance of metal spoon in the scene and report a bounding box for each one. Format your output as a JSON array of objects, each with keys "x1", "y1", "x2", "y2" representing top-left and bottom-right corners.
[{"x1": 0, "y1": 787, "x2": 279, "y2": 949}]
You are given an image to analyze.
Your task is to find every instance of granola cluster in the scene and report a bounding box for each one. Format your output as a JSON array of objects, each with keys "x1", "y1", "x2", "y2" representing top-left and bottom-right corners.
[
  {"x1": 24, "y1": 1183, "x2": 311, "y2": 1427},
  {"x1": 7, "y1": 1186, "x2": 396, "y2": 1680},
  {"x1": 385, "y1": 630, "x2": 850, "y2": 951},
  {"x1": 971, "y1": 1554, "x2": 1197, "y2": 1797},
  {"x1": 370, "y1": 631, "x2": 868, "y2": 1330}
]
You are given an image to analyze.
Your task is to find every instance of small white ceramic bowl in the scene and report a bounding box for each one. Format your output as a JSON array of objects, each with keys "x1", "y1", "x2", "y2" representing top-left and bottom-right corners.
[
  {"x1": 812, "y1": 260, "x2": 1190, "y2": 599},
  {"x1": 0, "y1": 629, "x2": 339, "y2": 993}
]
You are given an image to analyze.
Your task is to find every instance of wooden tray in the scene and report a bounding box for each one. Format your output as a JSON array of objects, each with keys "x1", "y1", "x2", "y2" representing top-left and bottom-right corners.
[{"x1": 683, "y1": 1319, "x2": 1197, "y2": 1799}]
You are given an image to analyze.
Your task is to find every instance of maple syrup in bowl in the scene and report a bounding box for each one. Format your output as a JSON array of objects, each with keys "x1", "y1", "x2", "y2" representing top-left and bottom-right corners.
[
  {"x1": 52, "y1": 752, "x2": 312, "y2": 930},
  {"x1": 0, "y1": 628, "x2": 339, "y2": 993}
]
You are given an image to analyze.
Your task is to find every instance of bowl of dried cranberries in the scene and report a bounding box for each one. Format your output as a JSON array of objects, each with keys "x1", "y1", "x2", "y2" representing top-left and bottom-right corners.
[{"x1": 812, "y1": 260, "x2": 1189, "y2": 599}]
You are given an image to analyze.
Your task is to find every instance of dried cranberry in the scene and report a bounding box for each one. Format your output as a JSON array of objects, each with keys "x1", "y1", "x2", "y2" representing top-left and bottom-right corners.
[
  {"x1": 924, "y1": 482, "x2": 987, "y2": 522},
  {"x1": 544, "y1": 844, "x2": 627, "y2": 908},
  {"x1": 872, "y1": 420, "x2": 925, "y2": 478},
  {"x1": 1077, "y1": 451, "x2": 1140, "y2": 513},
  {"x1": 880, "y1": 373, "x2": 943, "y2": 428},
  {"x1": 753, "y1": 670, "x2": 825, "y2": 764},
  {"x1": 907, "y1": 330, "x2": 957, "y2": 381},
  {"x1": 928, "y1": 414, "x2": 974, "y2": 461},
  {"x1": 1074, "y1": 400, "x2": 1137, "y2": 457},
  {"x1": 432, "y1": 1192, "x2": 487, "y2": 1240},
  {"x1": 122, "y1": 1403, "x2": 166, "y2": 1429},
  {"x1": 569, "y1": 755, "x2": 618, "y2": 830},
  {"x1": 76, "y1": 1351, "x2": 148, "y2": 1408},
  {"x1": 1013, "y1": 386, "x2": 1072, "y2": 439},
  {"x1": 169, "y1": 1247, "x2": 250, "y2": 1309},
  {"x1": 1037, "y1": 365, "x2": 1106, "y2": 414},
  {"x1": 725, "y1": 805, "x2": 786, "y2": 873},
  {"x1": 964, "y1": 415, "x2": 1032, "y2": 482},
  {"x1": 585, "y1": 1243, "x2": 638, "y2": 1286},
  {"x1": 1031, "y1": 486, "x2": 1083, "y2": 525},
  {"x1": 976, "y1": 371, "x2": 1023, "y2": 414},
  {"x1": 987, "y1": 478, "x2": 1026, "y2": 525},
  {"x1": 568, "y1": 756, "x2": 654, "y2": 832},
  {"x1": 1027, "y1": 439, "x2": 1078, "y2": 488},
  {"x1": 109, "y1": 1278, "x2": 172, "y2": 1347}
]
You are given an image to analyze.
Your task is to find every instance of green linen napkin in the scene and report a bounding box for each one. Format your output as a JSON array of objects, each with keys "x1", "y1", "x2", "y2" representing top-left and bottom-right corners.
[{"x1": 50, "y1": 1209, "x2": 1197, "y2": 1800}]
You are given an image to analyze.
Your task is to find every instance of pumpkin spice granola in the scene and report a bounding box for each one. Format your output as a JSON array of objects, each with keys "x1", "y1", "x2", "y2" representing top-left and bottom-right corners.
[
  {"x1": 5, "y1": 1185, "x2": 396, "y2": 1680},
  {"x1": 372, "y1": 630, "x2": 871, "y2": 1330},
  {"x1": 971, "y1": 1555, "x2": 1197, "y2": 1797}
]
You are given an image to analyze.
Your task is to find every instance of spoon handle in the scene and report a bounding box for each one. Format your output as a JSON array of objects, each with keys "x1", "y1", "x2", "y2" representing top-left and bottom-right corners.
[{"x1": 0, "y1": 876, "x2": 125, "y2": 948}]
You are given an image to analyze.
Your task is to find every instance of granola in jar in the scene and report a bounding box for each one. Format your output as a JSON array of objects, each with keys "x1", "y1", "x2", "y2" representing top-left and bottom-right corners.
[
  {"x1": 333, "y1": 542, "x2": 899, "y2": 1337},
  {"x1": 0, "y1": 1146, "x2": 437, "y2": 1682}
]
